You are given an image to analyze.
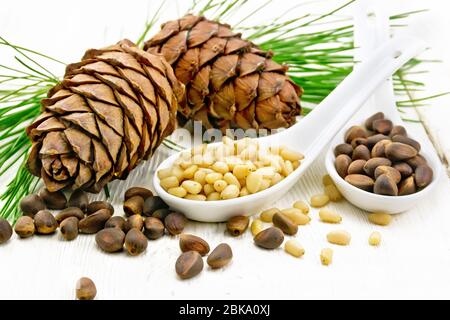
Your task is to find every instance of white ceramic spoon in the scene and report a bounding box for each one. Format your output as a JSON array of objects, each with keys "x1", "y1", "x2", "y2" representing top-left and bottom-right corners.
[
  {"x1": 155, "y1": 35, "x2": 427, "y2": 222},
  {"x1": 325, "y1": 3, "x2": 443, "y2": 214}
]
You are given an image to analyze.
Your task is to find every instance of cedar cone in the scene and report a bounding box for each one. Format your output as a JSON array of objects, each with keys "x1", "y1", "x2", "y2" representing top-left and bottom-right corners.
[
  {"x1": 144, "y1": 15, "x2": 302, "y2": 131},
  {"x1": 26, "y1": 39, "x2": 184, "y2": 193}
]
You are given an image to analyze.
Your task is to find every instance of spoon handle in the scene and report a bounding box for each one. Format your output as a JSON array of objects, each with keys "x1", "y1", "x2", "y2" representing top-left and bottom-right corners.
[{"x1": 269, "y1": 35, "x2": 427, "y2": 159}]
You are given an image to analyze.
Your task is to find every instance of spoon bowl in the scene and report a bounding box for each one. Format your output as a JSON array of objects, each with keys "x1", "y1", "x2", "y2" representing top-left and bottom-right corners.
[
  {"x1": 154, "y1": 35, "x2": 427, "y2": 222},
  {"x1": 325, "y1": 117, "x2": 443, "y2": 214}
]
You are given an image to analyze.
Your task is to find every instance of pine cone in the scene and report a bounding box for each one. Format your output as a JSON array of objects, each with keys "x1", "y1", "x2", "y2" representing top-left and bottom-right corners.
[
  {"x1": 26, "y1": 39, "x2": 184, "y2": 193},
  {"x1": 144, "y1": 15, "x2": 302, "y2": 131}
]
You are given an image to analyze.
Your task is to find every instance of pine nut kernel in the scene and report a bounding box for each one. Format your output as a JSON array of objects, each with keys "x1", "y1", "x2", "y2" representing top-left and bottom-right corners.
[
  {"x1": 293, "y1": 200, "x2": 309, "y2": 214},
  {"x1": 310, "y1": 194, "x2": 330, "y2": 208},
  {"x1": 284, "y1": 239, "x2": 305, "y2": 258},
  {"x1": 321, "y1": 248, "x2": 333, "y2": 266},
  {"x1": 319, "y1": 209, "x2": 342, "y2": 224},
  {"x1": 369, "y1": 231, "x2": 381, "y2": 246},
  {"x1": 327, "y1": 230, "x2": 351, "y2": 246},
  {"x1": 368, "y1": 212, "x2": 392, "y2": 226},
  {"x1": 251, "y1": 219, "x2": 264, "y2": 236}
]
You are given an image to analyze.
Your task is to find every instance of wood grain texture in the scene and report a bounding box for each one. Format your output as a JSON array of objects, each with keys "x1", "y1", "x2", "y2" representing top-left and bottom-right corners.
[{"x1": 1, "y1": 134, "x2": 449, "y2": 299}]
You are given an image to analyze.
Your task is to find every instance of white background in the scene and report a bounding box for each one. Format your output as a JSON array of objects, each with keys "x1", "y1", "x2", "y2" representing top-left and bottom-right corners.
[{"x1": 0, "y1": 0, "x2": 450, "y2": 300}]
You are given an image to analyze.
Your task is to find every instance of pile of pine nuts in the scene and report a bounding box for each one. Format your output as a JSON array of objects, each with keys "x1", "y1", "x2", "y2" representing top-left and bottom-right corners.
[
  {"x1": 244, "y1": 174, "x2": 391, "y2": 266},
  {"x1": 158, "y1": 137, "x2": 304, "y2": 201}
]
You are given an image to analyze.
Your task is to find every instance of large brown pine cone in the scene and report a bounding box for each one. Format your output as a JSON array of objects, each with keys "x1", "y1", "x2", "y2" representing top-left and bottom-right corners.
[
  {"x1": 26, "y1": 39, "x2": 184, "y2": 193},
  {"x1": 144, "y1": 15, "x2": 302, "y2": 131}
]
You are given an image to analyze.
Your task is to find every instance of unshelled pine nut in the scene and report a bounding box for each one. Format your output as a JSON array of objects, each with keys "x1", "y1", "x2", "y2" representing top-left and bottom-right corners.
[
  {"x1": 181, "y1": 180, "x2": 202, "y2": 195},
  {"x1": 280, "y1": 148, "x2": 304, "y2": 162},
  {"x1": 281, "y1": 208, "x2": 311, "y2": 225},
  {"x1": 284, "y1": 239, "x2": 305, "y2": 258},
  {"x1": 320, "y1": 248, "x2": 333, "y2": 266},
  {"x1": 310, "y1": 194, "x2": 330, "y2": 208},
  {"x1": 319, "y1": 209, "x2": 342, "y2": 224},
  {"x1": 369, "y1": 232, "x2": 381, "y2": 246},
  {"x1": 293, "y1": 200, "x2": 309, "y2": 214},
  {"x1": 324, "y1": 184, "x2": 342, "y2": 202},
  {"x1": 206, "y1": 192, "x2": 220, "y2": 201},
  {"x1": 160, "y1": 176, "x2": 179, "y2": 190},
  {"x1": 246, "y1": 172, "x2": 263, "y2": 194},
  {"x1": 251, "y1": 219, "x2": 264, "y2": 236},
  {"x1": 221, "y1": 185, "x2": 240, "y2": 200},
  {"x1": 368, "y1": 212, "x2": 392, "y2": 226},
  {"x1": 260, "y1": 208, "x2": 280, "y2": 223},
  {"x1": 327, "y1": 230, "x2": 351, "y2": 246},
  {"x1": 157, "y1": 168, "x2": 172, "y2": 180},
  {"x1": 168, "y1": 187, "x2": 187, "y2": 198}
]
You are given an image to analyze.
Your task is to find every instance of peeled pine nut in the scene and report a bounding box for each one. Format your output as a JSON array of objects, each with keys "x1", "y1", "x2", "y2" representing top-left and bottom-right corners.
[
  {"x1": 320, "y1": 248, "x2": 333, "y2": 266},
  {"x1": 181, "y1": 180, "x2": 202, "y2": 195},
  {"x1": 280, "y1": 148, "x2": 304, "y2": 162},
  {"x1": 281, "y1": 160, "x2": 294, "y2": 177},
  {"x1": 369, "y1": 232, "x2": 381, "y2": 246},
  {"x1": 223, "y1": 173, "x2": 241, "y2": 188},
  {"x1": 233, "y1": 164, "x2": 251, "y2": 180},
  {"x1": 324, "y1": 184, "x2": 342, "y2": 202},
  {"x1": 203, "y1": 184, "x2": 214, "y2": 196},
  {"x1": 292, "y1": 161, "x2": 301, "y2": 170},
  {"x1": 183, "y1": 165, "x2": 198, "y2": 179},
  {"x1": 281, "y1": 208, "x2": 311, "y2": 225},
  {"x1": 193, "y1": 169, "x2": 207, "y2": 185},
  {"x1": 157, "y1": 168, "x2": 172, "y2": 180},
  {"x1": 293, "y1": 200, "x2": 309, "y2": 214},
  {"x1": 251, "y1": 219, "x2": 264, "y2": 236},
  {"x1": 206, "y1": 192, "x2": 220, "y2": 201},
  {"x1": 322, "y1": 174, "x2": 334, "y2": 187},
  {"x1": 259, "y1": 179, "x2": 271, "y2": 191},
  {"x1": 310, "y1": 194, "x2": 330, "y2": 208},
  {"x1": 260, "y1": 208, "x2": 280, "y2": 223},
  {"x1": 221, "y1": 185, "x2": 240, "y2": 200},
  {"x1": 213, "y1": 180, "x2": 228, "y2": 193},
  {"x1": 212, "y1": 161, "x2": 229, "y2": 174},
  {"x1": 246, "y1": 172, "x2": 263, "y2": 194},
  {"x1": 368, "y1": 212, "x2": 392, "y2": 226},
  {"x1": 205, "y1": 172, "x2": 223, "y2": 184},
  {"x1": 327, "y1": 230, "x2": 351, "y2": 246},
  {"x1": 160, "y1": 176, "x2": 179, "y2": 190},
  {"x1": 239, "y1": 187, "x2": 249, "y2": 197},
  {"x1": 319, "y1": 209, "x2": 342, "y2": 224},
  {"x1": 185, "y1": 194, "x2": 206, "y2": 201},
  {"x1": 171, "y1": 166, "x2": 184, "y2": 181},
  {"x1": 284, "y1": 239, "x2": 305, "y2": 258},
  {"x1": 168, "y1": 187, "x2": 187, "y2": 198},
  {"x1": 271, "y1": 173, "x2": 283, "y2": 186}
]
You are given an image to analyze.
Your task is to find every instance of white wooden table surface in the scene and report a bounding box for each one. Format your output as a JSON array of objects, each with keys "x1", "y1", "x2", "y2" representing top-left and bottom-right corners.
[{"x1": 1, "y1": 0, "x2": 450, "y2": 300}]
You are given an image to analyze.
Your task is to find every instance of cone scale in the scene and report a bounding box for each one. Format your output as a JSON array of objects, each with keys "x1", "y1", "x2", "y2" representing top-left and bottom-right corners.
[
  {"x1": 144, "y1": 15, "x2": 303, "y2": 131},
  {"x1": 26, "y1": 40, "x2": 184, "y2": 193}
]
